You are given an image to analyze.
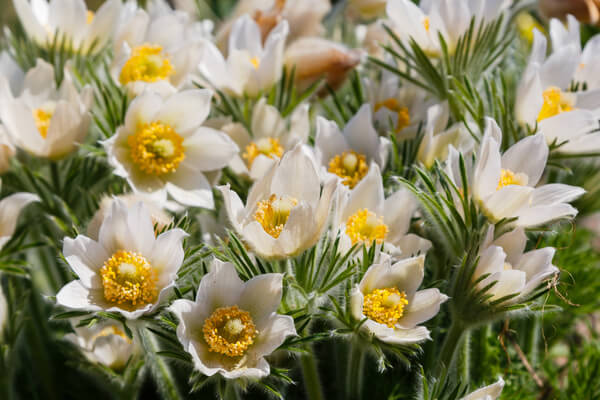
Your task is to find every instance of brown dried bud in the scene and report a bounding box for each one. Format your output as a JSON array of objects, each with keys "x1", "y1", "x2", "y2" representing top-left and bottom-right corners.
[{"x1": 539, "y1": 0, "x2": 600, "y2": 25}]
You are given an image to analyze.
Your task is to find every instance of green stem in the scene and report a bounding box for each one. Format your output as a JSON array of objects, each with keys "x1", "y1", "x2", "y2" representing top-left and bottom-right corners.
[
  {"x1": 346, "y1": 340, "x2": 365, "y2": 400},
  {"x1": 49, "y1": 162, "x2": 61, "y2": 196},
  {"x1": 300, "y1": 345, "x2": 325, "y2": 400},
  {"x1": 436, "y1": 319, "x2": 467, "y2": 377},
  {"x1": 458, "y1": 330, "x2": 470, "y2": 384}
]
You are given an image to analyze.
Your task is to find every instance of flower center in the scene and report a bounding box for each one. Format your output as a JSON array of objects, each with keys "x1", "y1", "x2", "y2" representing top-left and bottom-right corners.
[
  {"x1": 345, "y1": 209, "x2": 388, "y2": 245},
  {"x1": 537, "y1": 87, "x2": 574, "y2": 122},
  {"x1": 497, "y1": 168, "x2": 528, "y2": 190},
  {"x1": 242, "y1": 137, "x2": 284, "y2": 167},
  {"x1": 33, "y1": 108, "x2": 53, "y2": 139},
  {"x1": 363, "y1": 287, "x2": 408, "y2": 328},
  {"x1": 328, "y1": 150, "x2": 369, "y2": 188},
  {"x1": 254, "y1": 194, "x2": 298, "y2": 238},
  {"x1": 119, "y1": 44, "x2": 174, "y2": 85},
  {"x1": 86, "y1": 10, "x2": 95, "y2": 24},
  {"x1": 99, "y1": 250, "x2": 158, "y2": 308},
  {"x1": 202, "y1": 305, "x2": 257, "y2": 357},
  {"x1": 374, "y1": 98, "x2": 411, "y2": 133},
  {"x1": 128, "y1": 121, "x2": 185, "y2": 176},
  {"x1": 250, "y1": 57, "x2": 260, "y2": 69},
  {"x1": 422, "y1": 16, "x2": 430, "y2": 32}
]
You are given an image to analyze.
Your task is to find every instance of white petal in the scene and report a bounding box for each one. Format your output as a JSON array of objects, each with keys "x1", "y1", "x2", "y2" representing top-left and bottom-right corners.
[
  {"x1": 384, "y1": 188, "x2": 417, "y2": 243},
  {"x1": 238, "y1": 274, "x2": 284, "y2": 327},
  {"x1": 155, "y1": 90, "x2": 213, "y2": 134},
  {"x1": 314, "y1": 116, "x2": 349, "y2": 166},
  {"x1": 228, "y1": 15, "x2": 262, "y2": 56},
  {"x1": 501, "y1": 134, "x2": 548, "y2": 186},
  {"x1": 515, "y1": 204, "x2": 578, "y2": 227},
  {"x1": 463, "y1": 378, "x2": 505, "y2": 400},
  {"x1": 483, "y1": 186, "x2": 534, "y2": 221},
  {"x1": 530, "y1": 184, "x2": 585, "y2": 206},
  {"x1": 516, "y1": 248, "x2": 555, "y2": 281},
  {"x1": 270, "y1": 145, "x2": 321, "y2": 207},
  {"x1": 344, "y1": 104, "x2": 380, "y2": 164},
  {"x1": 182, "y1": 127, "x2": 239, "y2": 171},
  {"x1": 63, "y1": 235, "x2": 108, "y2": 288},
  {"x1": 493, "y1": 228, "x2": 526, "y2": 266},
  {"x1": 56, "y1": 281, "x2": 103, "y2": 311},
  {"x1": 473, "y1": 125, "x2": 501, "y2": 201},
  {"x1": 397, "y1": 289, "x2": 448, "y2": 329},
  {"x1": 124, "y1": 92, "x2": 163, "y2": 134},
  {"x1": 150, "y1": 229, "x2": 187, "y2": 287},
  {"x1": 196, "y1": 260, "x2": 244, "y2": 311},
  {"x1": 0, "y1": 192, "x2": 39, "y2": 239},
  {"x1": 166, "y1": 165, "x2": 214, "y2": 208},
  {"x1": 342, "y1": 164, "x2": 384, "y2": 220},
  {"x1": 247, "y1": 314, "x2": 296, "y2": 359}
]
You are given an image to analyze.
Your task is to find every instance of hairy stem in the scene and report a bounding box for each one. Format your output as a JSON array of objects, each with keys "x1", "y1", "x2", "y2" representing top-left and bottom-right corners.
[
  {"x1": 346, "y1": 340, "x2": 365, "y2": 400},
  {"x1": 436, "y1": 319, "x2": 467, "y2": 377},
  {"x1": 300, "y1": 345, "x2": 325, "y2": 400}
]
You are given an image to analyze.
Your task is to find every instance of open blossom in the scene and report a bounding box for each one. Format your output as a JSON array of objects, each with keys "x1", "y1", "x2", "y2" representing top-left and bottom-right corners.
[
  {"x1": 332, "y1": 164, "x2": 431, "y2": 258},
  {"x1": 220, "y1": 145, "x2": 337, "y2": 259},
  {"x1": 351, "y1": 255, "x2": 448, "y2": 344},
  {"x1": 170, "y1": 259, "x2": 296, "y2": 379},
  {"x1": 516, "y1": 17, "x2": 600, "y2": 154},
  {"x1": 66, "y1": 321, "x2": 138, "y2": 370},
  {"x1": 12, "y1": 0, "x2": 122, "y2": 54},
  {"x1": 472, "y1": 118, "x2": 584, "y2": 227},
  {"x1": 199, "y1": 15, "x2": 289, "y2": 97},
  {"x1": 474, "y1": 227, "x2": 558, "y2": 304},
  {"x1": 219, "y1": 98, "x2": 309, "y2": 180},
  {"x1": 462, "y1": 378, "x2": 504, "y2": 400},
  {"x1": 314, "y1": 104, "x2": 391, "y2": 189},
  {"x1": 56, "y1": 200, "x2": 187, "y2": 319},
  {"x1": 0, "y1": 59, "x2": 92, "y2": 160},
  {"x1": 103, "y1": 90, "x2": 238, "y2": 209}
]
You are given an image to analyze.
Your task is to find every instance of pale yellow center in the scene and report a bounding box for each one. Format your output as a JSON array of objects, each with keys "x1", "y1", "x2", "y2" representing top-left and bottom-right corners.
[
  {"x1": 374, "y1": 98, "x2": 411, "y2": 133},
  {"x1": 243, "y1": 137, "x2": 284, "y2": 167},
  {"x1": 423, "y1": 16, "x2": 430, "y2": 32},
  {"x1": 202, "y1": 305, "x2": 257, "y2": 357},
  {"x1": 363, "y1": 287, "x2": 408, "y2": 328},
  {"x1": 328, "y1": 150, "x2": 369, "y2": 188},
  {"x1": 537, "y1": 87, "x2": 574, "y2": 122},
  {"x1": 497, "y1": 168, "x2": 527, "y2": 190},
  {"x1": 33, "y1": 108, "x2": 53, "y2": 138},
  {"x1": 99, "y1": 250, "x2": 158, "y2": 309},
  {"x1": 86, "y1": 10, "x2": 95, "y2": 25},
  {"x1": 254, "y1": 194, "x2": 298, "y2": 238},
  {"x1": 119, "y1": 44, "x2": 174, "y2": 85},
  {"x1": 92, "y1": 326, "x2": 132, "y2": 344},
  {"x1": 345, "y1": 209, "x2": 388, "y2": 245},
  {"x1": 250, "y1": 57, "x2": 260, "y2": 69},
  {"x1": 128, "y1": 121, "x2": 185, "y2": 176}
]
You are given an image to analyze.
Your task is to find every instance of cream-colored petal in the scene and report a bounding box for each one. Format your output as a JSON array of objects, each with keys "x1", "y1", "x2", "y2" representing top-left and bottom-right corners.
[{"x1": 397, "y1": 288, "x2": 448, "y2": 329}]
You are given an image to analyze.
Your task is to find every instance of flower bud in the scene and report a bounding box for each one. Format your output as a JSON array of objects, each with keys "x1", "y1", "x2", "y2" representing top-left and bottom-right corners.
[
  {"x1": 0, "y1": 125, "x2": 15, "y2": 174},
  {"x1": 539, "y1": 0, "x2": 600, "y2": 25}
]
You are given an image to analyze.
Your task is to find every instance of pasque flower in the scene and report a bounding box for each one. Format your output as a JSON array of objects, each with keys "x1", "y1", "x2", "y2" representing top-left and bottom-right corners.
[
  {"x1": 0, "y1": 59, "x2": 92, "y2": 160},
  {"x1": 313, "y1": 104, "x2": 391, "y2": 189},
  {"x1": 12, "y1": 0, "x2": 122, "y2": 53},
  {"x1": 462, "y1": 378, "x2": 504, "y2": 400},
  {"x1": 220, "y1": 145, "x2": 337, "y2": 259},
  {"x1": 0, "y1": 185, "x2": 39, "y2": 250},
  {"x1": 56, "y1": 200, "x2": 187, "y2": 319},
  {"x1": 170, "y1": 259, "x2": 296, "y2": 379},
  {"x1": 103, "y1": 89, "x2": 238, "y2": 209},
  {"x1": 350, "y1": 255, "x2": 448, "y2": 344}
]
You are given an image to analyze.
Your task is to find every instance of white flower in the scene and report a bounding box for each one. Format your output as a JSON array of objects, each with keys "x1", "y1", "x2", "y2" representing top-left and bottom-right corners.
[
  {"x1": 66, "y1": 321, "x2": 138, "y2": 370},
  {"x1": 0, "y1": 186, "x2": 39, "y2": 249},
  {"x1": 103, "y1": 90, "x2": 238, "y2": 209},
  {"x1": 12, "y1": 0, "x2": 122, "y2": 54},
  {"x1": 0, "y1": 51, "x2": 24, "y2": 96},
  {"x1": 199, "y1": 15, "x2": 289, "y2": 97},
  {"x1": 220, "y1": 98, "x2": 310, "y2": 180},
  {"x1": 474, "y1": 227, "x2": 558, "y2": 304},
  {"x1": 313, "y1": 104, "x2": 391, "y2": 189},
  {"x1": 56, "y1": 200, "x2": 187, "y2": 319},
  {"x1": 0, "y1": 284, "x2": 7, "y2": 338},
  {"x1": 219, "y1": 145, "x2": 337, "y2": 260},
  {"x1": 0, "y1": 125, "x2": 16, "y2": 174},
  {"x1": 0, "y1": 59, "x2": 92, "y2": 160},
  {"x1": 516, "y1": 19, "x2": 600, "y2": 154},
  {"x1": 350, "y1": 255, "x2": 448, "y2": 344},
  {"x1": 462, "y1": 378, "x2": 504, "y2": 400},
  {"x1": 472, "y1": 118, "x2": 584, "y2": 227},
  {"x1": 170, "y1": 259, "x2": 296, "y2": 379},
  {"x1": 333, "y1": 164, "x2": 431, "y2": 258},
  {"x1": 386, "y1": 0, "x2": 510, "y2": 56}
]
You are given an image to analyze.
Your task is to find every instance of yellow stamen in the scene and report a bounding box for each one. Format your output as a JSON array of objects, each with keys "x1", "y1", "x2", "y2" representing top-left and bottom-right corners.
[
  {"x1": 119, "y1": 44, "x2": 174, "y2": 85},
  {"x1": 99, "y1": 250, "x2": 158, "y2": 309},
  {"x1": 423, "y1": 16, "x2": 430, "y2": 32},
  {"x1": 515, "y1": 12, "x2": 544, "y2": 44},
  {"x1": 33, "y1": 108, "x2": 53, "y2": 138},
  {"x1": 363, "y1": 287, "x2": 408, "y2": 328},
  {"x1": 202, "y1": 305, "x2": 257, "y2": 357},
  {"x1": 254, "y1": 194, "x2": 298, "y2": 238},
  {"x1": 328, "y1": 150, "x2": 369, "y2": 188},
  {"x1": 537, "y1": 87, "x2": 574, "y2": 122},
  {"x1": 128, "y1": 121, "x2": 185, "y2": 176},
  {"x1": 374, "y1": 98, "x2": 411, "y2": 133},
  {"x1": 250, "y1": 57, "x2": 260, "y2": 69},
  {"x1": 345, "y1": 209, "x2": 388, "y2": 245},
  {"x1": 497, "y1": 168, "x2": 527, "y2": 190},
  {"x1": 86, "y1": 10, "x2": 95, "y2": 25},
  {"x1": 242, "y1": 137, "x2": 284, "y2": 167}
]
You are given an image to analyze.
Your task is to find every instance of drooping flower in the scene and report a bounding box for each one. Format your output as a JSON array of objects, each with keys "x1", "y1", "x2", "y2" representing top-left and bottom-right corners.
[
  {"x1": 12, "y1": 0, "x2": 122, "y2": 54},
  {"x1": 56, "y1": 200, "x2": 187, "y2": 319},
  {"x1": 0, "y1": 59, "x2": 93, "y2": 160},
  {"x1": 219, "y1": 145, "x2": 337, "y2": 259},
  {"x1": 199, "y1": 15, "x2": 289, "y2": 97},
  {"x1": 170, "y1": 259, "x2": 296, "y2": 379},
  {"x1": 313, "y1": 104, "x2": 391, "y2": 189},
  {"x1": 66, "y1": 320, "x2": 138, "y2": 370},
  {"x1": 350, "y1": 254, "x2": 448, "y2": 344},
  {"x1": 103, "y1": 90, "x2": 238, "y2": 209},
  {"x1": 462, "y1": 378, "x2": 505, "y2": 400},
  {"x1": 332, "y1": 164, "x2": 431, "y2": 258}
]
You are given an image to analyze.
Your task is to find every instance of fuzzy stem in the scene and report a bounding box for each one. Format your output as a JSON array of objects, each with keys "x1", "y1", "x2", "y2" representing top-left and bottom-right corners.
[
  {"x1": 300, "y1": 345, "x2": 325, "y2": 400},
  {"x1": 49, "y1": 162, "x2": 61, "y2": 196},
  {"x1": 458, "y1": 330, "x2": 471, "y2": 384},
  {"x1": 436, "y1": 319, "x2": 467, "y2": 377},
  {"x1": 346, "y1": 340, "x2": 365, "y2": 400}
]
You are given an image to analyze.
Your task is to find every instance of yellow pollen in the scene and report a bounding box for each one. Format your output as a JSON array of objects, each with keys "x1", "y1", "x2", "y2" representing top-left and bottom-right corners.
[
  {"x1": 328, "y1": 150, "x2": 369, "y2": 188},
  {"x1": 86, "y1": 10, "x2": 95, "y2": 24},
  {"x1": 119, "y1": 44, "x2": 174, "y2": 85},
  {"x1": 345, "y1": 209, "x2": 388, "y2": 245},
  {"x1": 250, "y1": 57, "x2": 260, "y2": 69},
  {"x1": 537, "y1": 87, "x2": 574, "y2": 122},
  {"x1": 254, "y1": 194, "x2": 298, "y2": 238},
  {"x1": 128, "y1": 121, "x2": 185, "y2": 176},
  {"x1": 242, "y1": 137, "x2": 284, "y2": 167},
  {"x1": 99, "y1": 250, "x2": 158, "y2": 309},
  {"x1": 33, "y1": 108, "x2": 53, "y2": 138},
  {"x1": 497, "y1": 168, "x2": 527, "y2": 190},
  {"x1": 363, "y1": 287, "x2": 408, "y2": 328},
  {"x1": 423, "y1": 16, "x2": 430, "y2": 32},
  {"x1": 374, "y1": 98, "x2": 411, "y2": 133},
  {"x1": 202, "y1": 305, "x2": 257, "y2": 357}
]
